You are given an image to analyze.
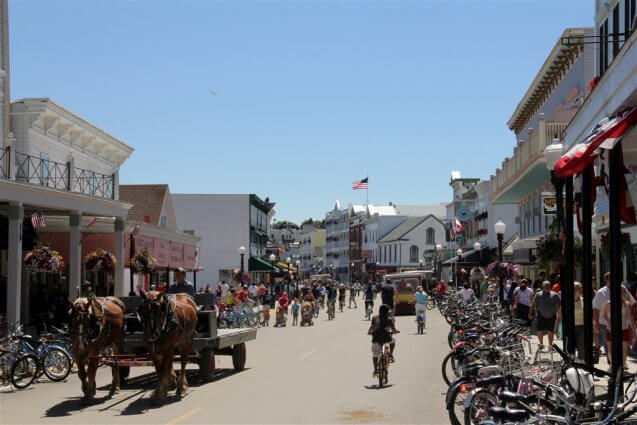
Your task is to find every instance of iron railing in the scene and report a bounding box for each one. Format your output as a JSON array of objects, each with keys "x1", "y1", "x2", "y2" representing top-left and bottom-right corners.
[
  {"x1": 15, "y1": 151, "x2": 69, "y2": 191},
  {"x1": 72, "y1": 166, "x2": 114, "y2": 199},
  {"x1": 0, "y1": 146, "x2": 8, "y2": 178},
  {"x1": 13, "y1": 151, "x2": 114, "y2": 199}
]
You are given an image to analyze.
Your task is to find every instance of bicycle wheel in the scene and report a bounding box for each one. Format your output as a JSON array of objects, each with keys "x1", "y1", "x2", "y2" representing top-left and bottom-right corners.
[
  {"x1": 11, "y1": 354, "x2": 38, "y2": 389},
  {"x1": 0, "y1": 351, "x2": 15, "y2": 384},
  {"x1": 42, "y1": 348, "x2": 71, "y2": 381},
  {"x1": 447, "y1": 383, "x2": 468, "y2": 425},
  {"x1": 464, "y1": 388, "x2": 499, "y2": 425},
  {"x1": 441, "y1": 352, "x2": 459, "y2": 386},
  {"x1": 426, "y1": 298, "x2": 435, "y2": 310},
  {"x1": 377, "y1": 358, "x2": 384, "y2": 388}
]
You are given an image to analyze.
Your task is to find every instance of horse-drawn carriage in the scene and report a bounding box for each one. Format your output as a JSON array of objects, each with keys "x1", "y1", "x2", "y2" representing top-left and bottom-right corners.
[{"x1": 70, "y1": 292, "x2": 256, "y2": 404}]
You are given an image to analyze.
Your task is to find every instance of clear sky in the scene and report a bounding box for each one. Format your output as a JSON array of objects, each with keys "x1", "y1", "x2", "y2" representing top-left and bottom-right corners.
[{"x1": 10, "y1": 0, "x2": 592, "y2": 224}]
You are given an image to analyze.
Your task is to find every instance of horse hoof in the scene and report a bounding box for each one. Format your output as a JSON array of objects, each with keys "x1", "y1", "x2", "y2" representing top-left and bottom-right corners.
[{"x1": 109, "y1": 388, "x2": 120, "y2": 396}]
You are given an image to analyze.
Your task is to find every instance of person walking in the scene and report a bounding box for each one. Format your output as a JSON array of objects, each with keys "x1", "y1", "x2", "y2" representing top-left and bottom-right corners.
[
  {"x1": 512, "y1": 279, "x2": 534, "y2": 327},
  {"x1": 349, "y1": 283, "x2": 358, "y2": 309},
  {"x1": 573, "y1": 282, "x2": 586, "y2": 361},
  {"x1": 602, "y1": 286, "x2": 637, "y2": 370},
  {"x1": 414, "y1": 286, "x2": 428, "y2": 329},
  {"x1": 529, "y1": 281, "x2": 561, "y2": 348},
  {"x1": 593, "y1": 272, "x2": 636, "y2": 359}
]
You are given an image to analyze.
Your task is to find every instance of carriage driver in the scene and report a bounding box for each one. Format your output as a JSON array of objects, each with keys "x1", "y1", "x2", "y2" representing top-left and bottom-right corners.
[{"x1": 167, "y1": 267, "x2": 196, "y2": 297}]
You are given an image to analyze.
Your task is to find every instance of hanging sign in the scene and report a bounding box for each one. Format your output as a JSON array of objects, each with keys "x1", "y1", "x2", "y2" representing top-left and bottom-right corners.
[{"x1": 542, "y1": 197, "x2": 557, "y2": 215}]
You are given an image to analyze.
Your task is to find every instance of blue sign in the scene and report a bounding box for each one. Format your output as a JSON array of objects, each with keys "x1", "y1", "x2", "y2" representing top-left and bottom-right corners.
[{"x1": 457, "y1": 206, "x2": 472, "y2": 221}]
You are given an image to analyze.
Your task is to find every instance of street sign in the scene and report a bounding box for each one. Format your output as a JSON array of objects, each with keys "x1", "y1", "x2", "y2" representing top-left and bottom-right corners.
[
  {"x1": 456, "y1": 206, "x2": 472, "y2": 221},
  {"x1": 361, "y1": 250, "x2": 372, "y2": 259}
]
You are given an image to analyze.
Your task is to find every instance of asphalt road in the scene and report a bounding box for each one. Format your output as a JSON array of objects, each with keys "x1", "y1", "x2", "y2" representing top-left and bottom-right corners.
[{"x1": 0, "y1": 301, "x2": 451, "y2": 425}]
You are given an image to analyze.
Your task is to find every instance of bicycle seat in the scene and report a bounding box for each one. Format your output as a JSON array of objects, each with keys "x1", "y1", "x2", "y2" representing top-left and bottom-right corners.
[
  {"x1": 462, "y1": 363, "x2": 484, "y2": 378},
  {"x1": 475, "y1": 375, "x2": 505, "y2": 388},
  {"x1": 499, "y1": 390, "x2": 533, "y2": 404},
  {"x1": 488, "y1": 406, "x2": 529, "y2": 422}
]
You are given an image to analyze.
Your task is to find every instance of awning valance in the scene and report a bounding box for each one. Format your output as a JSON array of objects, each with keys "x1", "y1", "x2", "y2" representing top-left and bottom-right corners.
[{"x1": 276, "y1": 261, "x2": 297, "y2": 272}]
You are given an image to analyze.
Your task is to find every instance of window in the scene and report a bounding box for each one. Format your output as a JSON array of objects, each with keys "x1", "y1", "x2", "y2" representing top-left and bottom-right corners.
[
  {"x1": 426, "y1": 227, "x2": 435, "y2": 244},
  {"x1": 410, "y1": 245, "x2": 419, "y2": 263},
  {"x1": 394, "y1": 245, "x2": 397, "y2": 263},
  {"x1": 599, "y1": 19, "x2": 609, "y2": 74}
]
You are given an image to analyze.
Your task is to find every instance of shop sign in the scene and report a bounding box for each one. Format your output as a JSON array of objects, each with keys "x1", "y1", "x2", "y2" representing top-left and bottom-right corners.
[
  {"x1": 183, "y1": 245, "x2": 196, "y2": 270},
  {"x1": 153, "y1": 238, "x2": 169, "y2": 268},
  {"x1": 135, "y1": 235, "x2": 154, "y2": 255},
  {"x1": 542, "y1": 197, "x2": 557, "y2": 215},
  {"x1": 169, "y1": 242, "x2": 183, "y2": 268},
  {"x1": 361, "y1": 250, "x2": 373, "y2": 259}
]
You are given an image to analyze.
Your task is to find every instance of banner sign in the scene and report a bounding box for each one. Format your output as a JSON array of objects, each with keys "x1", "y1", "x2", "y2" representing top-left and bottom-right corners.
[{"x1": 542, "y1": 197, "x2": 557, "y2": 215}]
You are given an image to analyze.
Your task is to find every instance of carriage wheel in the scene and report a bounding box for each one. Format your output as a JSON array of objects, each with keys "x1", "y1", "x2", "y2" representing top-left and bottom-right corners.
[
  {"x1": 232, "y1": 343, "x2": 246, "y2": 371},
  {"x1": 198, "y1": 348, "x2": 216, "y2": 382},
  {"x1": 118, "y1": 366, "x2": 130, "y2": 384}
]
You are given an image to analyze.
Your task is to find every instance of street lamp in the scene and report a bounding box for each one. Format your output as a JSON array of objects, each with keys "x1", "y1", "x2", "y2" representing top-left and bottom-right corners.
[
  {"x1": 351, "y1": 262, "x2": 355, "y2": 283},
  {"x1": 295, "y1": 259, "x2": 300, "y2": 285},
  {"x1": 435, "y1": 243, "x2": 442, "y2": 280},
  {"x1": 456, "y1": 249, "x2": 462, "y2": 290},
  {"x1": 495, "y1": 219, "x2": 506, "y2": 308},
  {"x1": 239, "y1": 246, "x2": 246, "y2": 274},
  {"x1": 543, "y1": 141, "x2": 566, "y2": 232},
  {"x1": 286, "y1": 257, "x2": 292, "y2": 297},
  {"x1": 473, "y1": 241, "x2": 481, "y2": 266},
  {"x1": 269, "y1": 253, "x2": 276, "y2": 297}
]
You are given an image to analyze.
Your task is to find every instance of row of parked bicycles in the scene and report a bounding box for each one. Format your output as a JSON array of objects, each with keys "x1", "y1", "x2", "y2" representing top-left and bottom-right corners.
[
  {"x1": 217, "y1": 302, "x2": 261, "y2": 329},
  {"x1": 437, "y1": 293, "x2": 637, "y2": 425},
  {"x1": 0, "y1": 320, "x2": 74, "y2": 390}
]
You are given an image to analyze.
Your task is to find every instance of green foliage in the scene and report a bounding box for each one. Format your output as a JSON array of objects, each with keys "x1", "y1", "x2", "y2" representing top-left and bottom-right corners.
[
  {"x1": 272, "y1": 220, "x2": 299, "y2": 230},
  {"x1": 535, "y1": 231, "x2": 582, "y2": 273}
]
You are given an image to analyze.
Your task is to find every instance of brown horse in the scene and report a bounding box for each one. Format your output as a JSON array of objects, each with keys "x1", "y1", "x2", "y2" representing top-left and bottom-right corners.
[
  {"x1": 137, "y1": 291, "x2": 197, "y2": 403},
  {"x1": 69, "y1": 296, "x2": 125, "y2": 402}
]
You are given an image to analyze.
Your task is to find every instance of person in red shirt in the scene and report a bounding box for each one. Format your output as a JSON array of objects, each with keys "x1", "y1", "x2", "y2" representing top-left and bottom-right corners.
[
  {"x1": 552, "y1": 282, "x2": 561, "y2": 293},
  {"x1": 278, "y1": 292, "x2": 289, "y2": 313},
  {"x1": 436, "y1": 280, "x2": 448, "y2": 295},
  {"x1": 236, "y1": 286, "x2": 248, "y2": 304}
]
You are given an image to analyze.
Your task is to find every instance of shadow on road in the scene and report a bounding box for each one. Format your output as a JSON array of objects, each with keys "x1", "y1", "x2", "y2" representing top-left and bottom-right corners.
[
  {"x1": 44, "y1": 395, "x2": 111, "y2": 417},
  {"x1": 42, "y1": 368, "x2": 250, "y2": 417},
  {"x1": 363, "y1": 384, "x2": 394, "y2": 390}
]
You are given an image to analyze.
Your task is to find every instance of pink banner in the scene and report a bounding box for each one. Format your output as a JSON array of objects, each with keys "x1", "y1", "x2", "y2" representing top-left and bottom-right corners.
[
  {"x1": 135, "y1": 235, "x2": 154, "y2": 256},
  {"x1": 169, "y1": 242, "x2": 183, "y2": 269},
  {"x1": 153, "y1": 238, "x2": 169, "y2": 268},
  {"x1": 183, "y1": 245, "x2": 196, "y2": 270}
]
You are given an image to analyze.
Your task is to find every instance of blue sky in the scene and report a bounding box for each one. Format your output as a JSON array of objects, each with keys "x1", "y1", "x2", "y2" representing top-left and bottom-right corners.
[{"x1": 10, "y1": 0, "x2": 592, "y2": 224}]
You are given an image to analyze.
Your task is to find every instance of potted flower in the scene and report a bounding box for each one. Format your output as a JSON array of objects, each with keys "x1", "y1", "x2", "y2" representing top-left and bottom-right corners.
[
  {"x1": 130, "y1": 248, "x2": 156, "y2": 274},
  {"x1": 486, "y1": 262, "x2": 517, "y2": 280},
  {"x1": 24, "y1": 245, "x2": 64, "y2": 273},
  {"x1": 84, "y1": 248, "x2": 117, "y2": 273}
]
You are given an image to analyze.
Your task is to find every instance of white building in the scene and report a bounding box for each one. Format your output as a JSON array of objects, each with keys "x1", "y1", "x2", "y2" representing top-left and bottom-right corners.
[
  {"x1": 378, "y1": 215, "x2": 447, "y2": 270},
  {"x1": 2, "y1": 98, "x2": 134, "y2": 323},
  {"x1": 171, "y1": 194, "x2": 275, "y2": 287},
  {"x1": 324, "y1": 201, "x2": 349, "y2": 282}
]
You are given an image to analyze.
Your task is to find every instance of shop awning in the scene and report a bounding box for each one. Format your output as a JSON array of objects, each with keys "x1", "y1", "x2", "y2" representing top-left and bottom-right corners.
[
  {"x1": 249, "y1": 256, "x2": 280, "y2": 272},
  {"x1": 442, "y1": 248, "x2": 481, "y2": 265},
  {"x1": 276, "y1": 261, "x2": 297, "y2": 272}
]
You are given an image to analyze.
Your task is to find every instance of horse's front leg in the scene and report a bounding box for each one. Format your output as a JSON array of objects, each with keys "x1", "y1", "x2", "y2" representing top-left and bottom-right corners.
[
  {"x1": 86, "y1": 353, "x2": 100, "y2": 399},
  {"x1": 75, "y1": 354, "x2": 88, "y2": 398},
  {"x1": 151, "y1": 353, "x2": 167, "y2": 402},
  {"x1": 176, "y1": 340, "x2": 190, "y2": 395},
  {"x1": 109, "y1": 332, "x2": 125, "y2": 396}
]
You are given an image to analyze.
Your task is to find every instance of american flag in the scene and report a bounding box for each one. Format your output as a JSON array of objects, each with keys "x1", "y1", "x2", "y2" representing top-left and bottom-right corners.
[
  {"x1": 30, "y1": 213, "x2": 46, "y2": 229},
  {"x1": 130, "y1": 224, "x2": 141, "y2": 238},
  {"x1": 352, "y1": 177, "x2": 368, "y2": 190},
  {"x1": 85, "y1": 217, "x2": 97, "y2": 228}
]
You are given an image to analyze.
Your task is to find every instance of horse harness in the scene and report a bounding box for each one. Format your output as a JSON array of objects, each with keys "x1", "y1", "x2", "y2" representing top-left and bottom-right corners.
[
  {"x1": 75, "y1": 297, "x2": 123, "y2": 357},
  {"x1": 140, "y1": 295, "x2": 194, "y2": 352}
]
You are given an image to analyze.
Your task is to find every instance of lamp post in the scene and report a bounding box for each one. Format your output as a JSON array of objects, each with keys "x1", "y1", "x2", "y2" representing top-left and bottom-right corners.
[
  {"x1": 495, "y1": 219, "x2": 506, "y2": 308},
  {"x1": 286, "y1": 256, "x2": 291, "y2": 297},
  {"x1": 239, "y1": 246, "x2": 246, "y2": 275},
  {"x1": 435, "y1": 243, "x2": 442, "y2": 280},
  {"x1": 351, "y1": 262, "x2": 355, "y2": 283},
  {"x1": 456, "y1": 248, "x2": 462, "y2": 290},
  {"x1": 295, "y1": 259, "x2": 301, "y2": 288},
  {"x1": 473, "y1": 241, "x2": 481, "y2": 265},
  {"x1": 544, "y1": 141, "x2": 575, "y2": 354},
  {"x1": 269, "y1": 253, "x2": 276, "y2": 297}
]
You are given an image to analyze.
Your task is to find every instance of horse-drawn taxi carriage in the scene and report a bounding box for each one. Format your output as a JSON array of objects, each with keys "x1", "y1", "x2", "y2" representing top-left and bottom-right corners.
[{"x1": 69, "y1": 292, "x2": 256, "y2": 404}]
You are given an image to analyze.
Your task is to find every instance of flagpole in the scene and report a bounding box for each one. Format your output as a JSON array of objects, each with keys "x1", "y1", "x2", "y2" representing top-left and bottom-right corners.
[{"x1": 366, "y1": 175, "x2": 369, "y2": 205}]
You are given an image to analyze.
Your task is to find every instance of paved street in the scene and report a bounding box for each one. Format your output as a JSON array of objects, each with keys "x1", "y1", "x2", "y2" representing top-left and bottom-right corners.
[{"x1": 0, "y1": 304, "x2": 450, "y2": 425}]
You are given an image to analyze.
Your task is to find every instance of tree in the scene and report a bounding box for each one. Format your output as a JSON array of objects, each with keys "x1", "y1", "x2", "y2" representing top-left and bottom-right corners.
[{"x1": 272, "y1": 220, "x2": 299, "y2": 230}]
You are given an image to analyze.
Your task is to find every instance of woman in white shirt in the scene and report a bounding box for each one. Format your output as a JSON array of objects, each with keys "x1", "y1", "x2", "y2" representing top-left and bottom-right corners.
[{"x1": 460, "y1": 283, "x2": 475, "y2": 302}]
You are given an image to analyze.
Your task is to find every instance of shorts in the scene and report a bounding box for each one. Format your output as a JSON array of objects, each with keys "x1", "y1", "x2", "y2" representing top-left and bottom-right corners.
[
  {"x1": 371, "y1": 339, "x2": 394, "y2": 357},
  {"x1": 606, "y1": 329, "x2": 630, "y2": 342},
  {"x1": 537, "y1": 316, "x2": 556, "y2": 333},
  {"x1": 415, "y1": 303, "x2": 427, "y2": 313}
]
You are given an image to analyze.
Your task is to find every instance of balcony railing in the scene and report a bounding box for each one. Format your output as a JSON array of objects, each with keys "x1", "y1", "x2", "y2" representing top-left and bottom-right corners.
[
  {"x1": 12, "y1": 151, "x2": 115, "y2": 199},
  {"x1": 491, "y1": 120, "x2": 567, "y2": 197},
  {"x1": 1, "y1": 146, "x2": 8, "y2": 178}
]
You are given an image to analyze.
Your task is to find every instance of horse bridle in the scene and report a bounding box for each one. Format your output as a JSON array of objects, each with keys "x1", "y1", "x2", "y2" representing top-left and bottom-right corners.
[
  {"x1": 72, "y1": 298, "x2": 123, "y2": 356},
  {"x1": 139, "y1": 296, "x2": 178, "y2": 343}
]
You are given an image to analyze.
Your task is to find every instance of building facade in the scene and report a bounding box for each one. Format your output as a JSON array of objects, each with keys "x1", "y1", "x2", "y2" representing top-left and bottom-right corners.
[
  {"x1": 490, "y1": 27, "x2": 594, "y2": 279},
  {"x1": 324, "y1": 201, "x2": 349, "y2": 282},
  {"x1": 171, "y1": 194, "x2": 275, "y2": 287}
]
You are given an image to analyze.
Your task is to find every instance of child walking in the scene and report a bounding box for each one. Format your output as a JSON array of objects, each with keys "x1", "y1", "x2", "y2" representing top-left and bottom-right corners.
[{"x1": 291, "y1": 299, "x2": 300, "y2": 326}]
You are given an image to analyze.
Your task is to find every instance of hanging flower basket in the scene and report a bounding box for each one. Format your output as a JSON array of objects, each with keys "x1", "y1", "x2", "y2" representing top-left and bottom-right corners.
[
  {"x1": 535, "y1": 231, "x2": 584, "y2": 272},
  {"x1": 84, "y1": 248, "x2": 117, "y2": 273},
  {"x1": 600, "y1": 232, "x2": 633, "y2": 263},
  {"x1": 486, "y1": 262, "x2": 517, "y2": 280},
  {"x1": 130, "y1": 248, "x2": 156, "y2": 274},
  {"x1": 24, "y1": 245, "x2": 64, "y2": 274}
]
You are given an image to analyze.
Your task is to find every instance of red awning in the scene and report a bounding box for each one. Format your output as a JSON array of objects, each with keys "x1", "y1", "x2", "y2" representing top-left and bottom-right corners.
[{"x1": 555, "y1": 106, "x2": 637, "y2": 177}]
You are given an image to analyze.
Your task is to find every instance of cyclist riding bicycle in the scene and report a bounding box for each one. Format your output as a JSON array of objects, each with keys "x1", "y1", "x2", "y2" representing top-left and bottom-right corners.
[
  {"x1": 368, "y1": 304, "x2": 399, "y2": 377},
  {"x1": 381, "y1": 280, "x2": 395, "y2": 314},
  {"x1": 364, "y1": 284, "x2": 375, "y2": 316}
]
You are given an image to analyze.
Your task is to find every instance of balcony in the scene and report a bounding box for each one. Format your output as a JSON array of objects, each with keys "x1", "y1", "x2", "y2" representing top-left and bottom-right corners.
[
  {"x1": 490, "y1": 119, "x2": 567, "y2": 204},
  {"x1": 2, "y1": 147, "x2": 115, "y2": 199}
]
